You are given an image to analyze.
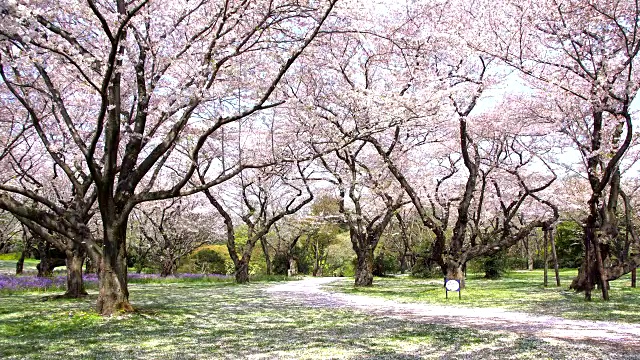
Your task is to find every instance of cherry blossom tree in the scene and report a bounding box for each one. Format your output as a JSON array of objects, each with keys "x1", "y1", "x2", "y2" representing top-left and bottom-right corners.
[
  {"x1": 132, "y1": 198, "x2": 215, "y2": 276},
  {"x1": 290, "y1": 0, "x2": 557, "y2": 286},
  {"x1": 472, "y1": 0, "x2": 640, "y2": 300},
  {"x1": 202, "y1": 163, "x2": 313, "y2": 283},
  {"x1": 0, "y1": 104, "x2": 97, "y2": 296},
  {"x1": 0, "y1": 211, "x2": 20, "y2": 256},
  {"x1": 0, "y1": 0, "x2": 336, "y2": 314},
  {"x1": 368, "y1": 114, "x2": 559, "y2": 286},
  {"x1": 316, "y1": 141, "x2": 406, "y2": 286},
  {"x1": 270, "y1": 221, "x2": 306, "y2": 276}
]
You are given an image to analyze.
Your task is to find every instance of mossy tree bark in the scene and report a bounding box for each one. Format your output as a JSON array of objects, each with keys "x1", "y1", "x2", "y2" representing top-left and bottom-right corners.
[
  {"x1": 96, "y1": 211, "x2": 132, "y2": 314},
  {"x1": 65, "y1": 246, "x2": 87, "y2": 298},
  {"x1": 354, "y1": 246, "x2": 374, "y2": 287}
]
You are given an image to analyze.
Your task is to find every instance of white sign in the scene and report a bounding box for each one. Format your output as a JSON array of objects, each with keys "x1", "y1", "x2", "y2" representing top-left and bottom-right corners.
[{"x1": 445, "y1": 279, "x2": 460, "y2": 292}]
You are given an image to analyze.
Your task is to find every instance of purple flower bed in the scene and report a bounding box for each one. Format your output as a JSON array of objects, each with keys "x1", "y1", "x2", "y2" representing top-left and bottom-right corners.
[
  {"x1": 0, "y1": 272, "x2": 230, "y2": 291},
  {"x1": 0, "y1": 274, "x2": 66, "y2": 291}
]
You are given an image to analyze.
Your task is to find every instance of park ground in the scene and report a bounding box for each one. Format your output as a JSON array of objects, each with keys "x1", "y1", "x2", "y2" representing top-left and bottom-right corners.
[{"x1": 1, "y1": 265, "x2": 640, "y2": 359}]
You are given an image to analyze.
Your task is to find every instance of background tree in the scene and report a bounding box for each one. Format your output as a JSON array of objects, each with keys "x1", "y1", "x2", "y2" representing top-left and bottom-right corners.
[
  {"x1": 202, "y1": 163, "x2": 314, "y2": 283},
  {"x1": 132, "y1": 198, "x2": 215, "y2": 276},
  {"x1": 473, "y1": 0, "x2": 640, "y2": 300},
  {"x1": 318, "y1": 142, "x2": 406, "y2": 286}
]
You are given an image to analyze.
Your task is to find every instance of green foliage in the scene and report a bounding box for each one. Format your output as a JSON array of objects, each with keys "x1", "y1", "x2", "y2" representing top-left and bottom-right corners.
[
  {"x1": 293, "y1": 245, "x2": 312, "y2": 275},
  {"x1": 227, "y1": 225, "x2": 268, "y2": 276},
  {"x1": 481, "y1": 251, "x2": 508, "y2": 279},
  {"x1": 180, "y1": 245, "x2": 234, "y2": 275},
  {"x1": 505, "y1": 256, "x2": 528, "y2": 270},
  {"x1": 321, "y1": 232, "x2": 355, "y2": 276},
  {"x1": 466, "y1": 251, "x2": 509, "y2": 279},
  {"x1": 271, "y1": 253, "x2": 290, "y2": 275},
  {"x1": 554, "y1": 221, "x2": 584, "y2": 268},
  {"x1": 373, "y1": 251, "x2": 400, "y2": 276},
  {"x1": 0, "y1": 253, "x2": 21, "y2": 261},
  {"x1": 194, "y1": 249, "x2": 227, "y2": 274},
  {"x1": 310, "y1": 195, "x2": 341, "y2": 217},
  {"x1": 234, "y1": 225, "x2": 249, "y2": 248},
  {"x1": 408, "y1": 237, "x2": 443, "y2": 278},
  {"x1": 410, "y1": 256, "x2": 442, "y2": 278}
]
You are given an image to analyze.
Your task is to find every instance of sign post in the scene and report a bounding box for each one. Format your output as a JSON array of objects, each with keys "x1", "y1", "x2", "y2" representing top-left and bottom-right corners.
[{"x1": 444, "y1": 278, "x2": 461, "y2": 300}]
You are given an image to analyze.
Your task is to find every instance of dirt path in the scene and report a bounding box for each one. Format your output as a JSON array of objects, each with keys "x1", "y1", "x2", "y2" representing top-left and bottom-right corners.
[{"x1": 266, "y1": 277, "x2": 640, "y2": 350}]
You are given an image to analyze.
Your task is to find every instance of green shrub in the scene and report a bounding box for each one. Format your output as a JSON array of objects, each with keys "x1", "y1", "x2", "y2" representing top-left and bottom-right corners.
[
  {"x1": 411, "y1": 257, "x2": 442, "y2": 278},
  {"x1": 322, "y1": 233, "x2": 355, "y2": 276},
  {"x1": 0, "y1": 252, "x2": 21, "y2": 260},
  {"x1": 507, "y1": 256, "x2": 528, "y2": 270},
  {"x1": 272, "y1": 253, "x2": 289, "y2": 275},
  {"x1": 373, "y1": 252, "x2": 399, "y2": 276},
  {"x1": 180, "y1": 245, "x2": 234, "y2": 275},
  {"x1": 194, "y1": 249, "x2": 227, "y2": 274},
  {"x1": 555, "y1": 221, "x2": 584, "y2": 268},
  {"x1": 482, "y1": 251, "x2": 508, "y2": 279}
]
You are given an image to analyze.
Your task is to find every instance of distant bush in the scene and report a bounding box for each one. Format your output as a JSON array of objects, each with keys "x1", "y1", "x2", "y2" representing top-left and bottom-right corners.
[
  {"x1": 0, "y1": 252, "x2": 21, "y2": 260},
  {"x1": 194, "y1": 249, "x2": 227, "y2": 274},
  {"x1": 482, "y1": 251, "x2": 508, "y2": 279},
  {"x1": 322, "y1": 233, "x2": 355, "y2": 277},
  {"x1": 180, "y1": 245, "x2": 233, "y2": 275},
  {"x1": 507, "y1": 256, "x2": 528, "y2": 270},
  {"x1": 555, "y1": 221, "x2": 584, "y2": 268},
  {"x1": 272, "y1": 253, "x2": 289, "y2": 275},
  {"x1": 373, "y1": 252, "x2": 399, "y2": 276},
  {"x1": 411, "y1": 257, "x2": 442, "y2": 278}
]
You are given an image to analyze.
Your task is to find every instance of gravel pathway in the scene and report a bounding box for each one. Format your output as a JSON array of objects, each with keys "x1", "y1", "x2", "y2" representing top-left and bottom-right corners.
[{"x1": 266, "y1": 277, "x2": 640, "y2": 351}]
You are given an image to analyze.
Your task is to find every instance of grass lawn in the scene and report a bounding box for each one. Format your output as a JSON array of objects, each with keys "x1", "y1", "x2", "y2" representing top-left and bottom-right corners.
[
  {"x1": 0, "y1": 259, "x2": 41, "y2": 274},
  {"x1": 2, "y1": 264, "x2": 640, "y2": 359},
  {"x1": 324, "y1": 269, "x2": 640, "y2": 323},
  {"x1": 0, "y1": 277, "x2": 637, "y2": 359}
]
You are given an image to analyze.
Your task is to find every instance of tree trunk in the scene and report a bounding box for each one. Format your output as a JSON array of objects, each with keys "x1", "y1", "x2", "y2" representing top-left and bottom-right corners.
[
  {"x1": 571, "y1": 223, "x2": 597, "y2": 300},
  {"x1": 550, "y1": 227, "x2": 561, "y2": 287},
  {"x1": 235, "y1": 257, "x2": 250, "y2": 283},
  {"x1": 134, "y1": 251, "x2": 146, "y2": 274},
  {"x1": 160, "y1": 260, "x2": 176, "y2": 277},
  {"x1": 16, "y1": 250, "x2": 26, "y2": 275},
  {"x1": 36, "y1": 242, "x2": 51, "y2": 277},
  {"x1": 96, "y1": 223, "x2": 132, "y2": 315},
  {"x1": 287, "y1": 257, "x2": 298, "y2": 277},
  {"x1": 260, "y1": 237, "x2": 272, "y2": 276},
  {"x1": 573, "y1": 220, "x2": 611, "y2": 300},
  {"x1": 526, "y1": 235, "x2": 534, "y2": 271},
  {"x1": 17, "y1": 225, "x2": 30, "y2": 275},
  {"x1": 37, "y1": 247, "x2": 65, "y2": 277},
  {"x1": 354, "y1": 249, "x2": 374, "y2": 286},
  {"x1": 65, "y1": 248, "x2": 87, "y2": 298},
  {"x1": 85, "y1": 256, "x2": 97, "y2": 274},
  {"x1": 445, "y1": 261, "x2": 465, "y2": 289},
  {"x1": 312, "y1": 238, "x2": 321, "y2": 277},
  {"x1": 312, "y1": 263, "x2": 323, "y2": 277},
  {"x1": 632, "y1": 268, "x2": 637, "y2": 288},
  {"x1": 593, "y1": 234, "x2": 610, "y2": 300},
  {"x1": 544, "y1": 229, "x2": 549, "y2": 287}
]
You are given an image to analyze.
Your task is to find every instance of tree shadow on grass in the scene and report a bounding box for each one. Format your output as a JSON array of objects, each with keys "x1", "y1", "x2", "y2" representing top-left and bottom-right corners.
[{"x1": 1, "y1": 281, "x2": 639, "y2": 359}]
